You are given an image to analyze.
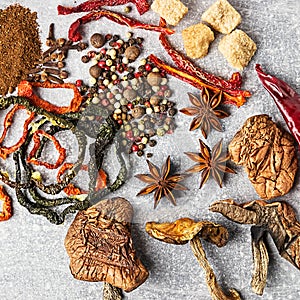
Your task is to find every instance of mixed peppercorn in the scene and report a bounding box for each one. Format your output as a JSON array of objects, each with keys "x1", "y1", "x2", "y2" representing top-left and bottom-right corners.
[{"x1": 77, "y1": 32, "x2": 177, "y2": 157}]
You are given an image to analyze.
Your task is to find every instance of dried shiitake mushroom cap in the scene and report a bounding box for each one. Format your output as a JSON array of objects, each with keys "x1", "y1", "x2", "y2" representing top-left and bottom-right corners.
[
  {"x1": 65, "y1": 197, "x2": 148, "y2": 292},
  {"x1": 228, "y1": 114, "x2": 298, "y2": 199},
  {"x1": 145, "y1": 217, "x2": 228, "y2": 247}
]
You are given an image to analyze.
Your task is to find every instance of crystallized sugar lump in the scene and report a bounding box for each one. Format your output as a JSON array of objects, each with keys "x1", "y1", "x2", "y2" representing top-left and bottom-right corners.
[
  {"x1": 182, "y1": 23, "x2": 215, "y2": 59},
  {"x1": 151, "y1": 0, "x2": 188, "y2": 26},
  {"x1": 201, "y1": 0, "x2": 241, "y2": 34},
  {"x1": 218, "y1": 29, "x2": 257, "y2": 70}
]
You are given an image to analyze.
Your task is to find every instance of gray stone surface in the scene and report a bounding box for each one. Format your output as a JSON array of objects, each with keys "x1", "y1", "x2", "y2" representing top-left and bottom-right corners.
[{"x1": 0, "y1": 0, "x2": 300, "y2": 299}]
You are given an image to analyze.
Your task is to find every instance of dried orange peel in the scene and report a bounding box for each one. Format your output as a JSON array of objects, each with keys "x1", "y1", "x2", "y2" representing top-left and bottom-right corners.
[{"x1": 0, "y1": 185, "x2": 12, "y2": 221}]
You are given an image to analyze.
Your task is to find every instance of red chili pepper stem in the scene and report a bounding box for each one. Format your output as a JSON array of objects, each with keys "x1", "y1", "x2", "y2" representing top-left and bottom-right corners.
[
  {"x1": 57, "y1": 0, "x2": 150, "y2": 16},
  {"x1": 67, "y1": 9, "x2": 174, "y2": 42},
  {"x1": 256, "y1": 64, "x2": 300, "y2": 147}
]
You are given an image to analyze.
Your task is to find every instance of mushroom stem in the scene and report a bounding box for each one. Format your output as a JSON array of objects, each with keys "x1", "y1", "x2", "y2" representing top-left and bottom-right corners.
[
  {"x1": 103, "y1": 283, "x2": 123, "y2": 300},
  {"x1": 190, "y1": 236, "x2": 241, "y2": 300},
  {"x1": 251, "y1": 227, "x2": 269, "y2": 295}
]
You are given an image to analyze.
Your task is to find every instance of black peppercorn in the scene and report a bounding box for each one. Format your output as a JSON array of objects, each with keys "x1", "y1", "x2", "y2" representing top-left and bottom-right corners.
[
  {"x1": 128, "y1": 38, "x2": 135, "y2": 46},
  {"x1": 136, "y1": 37, "x2": 144, "y2": 44},
  {"x1": 146, "y1": 153, "x2": 153, "y2": 158},
  {"x1": 81, "y1": 55, "x2": 90, "y2": 63},
  {"x1": 112, "y1": 35, "x2": 120, "y2": 41},
  {"x1": 168, "y1": 108, "x2": 177, "y2": 116},
  {"x1": 137, "y1": 150, "x2": 144, "y2": 157},
  {"x1": 127, "y1": 73, "x2": 135, "y2": 80},
  {"x1": 148, "y1": 140, "x2": 157, "y2": 147}
]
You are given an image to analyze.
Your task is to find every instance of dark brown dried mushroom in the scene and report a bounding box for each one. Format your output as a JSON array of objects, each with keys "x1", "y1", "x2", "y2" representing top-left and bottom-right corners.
[
  {"x1": 228, "y1": 114, "x2": 298, "y2": 199},
  {"x1": 210, "y1": 199, "x2": 300, "y2": 295},
  {"x1": 65, "y1": 197, "x2": 149, "y2": 293},
  {"x1": 145, "y1": 218, "x2": 241, "y2": 300}
]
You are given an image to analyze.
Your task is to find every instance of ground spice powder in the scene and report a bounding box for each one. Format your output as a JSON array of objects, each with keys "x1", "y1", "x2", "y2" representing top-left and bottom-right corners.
[{"x1": 0, "y1": 4, "x2": 41, "y2": 95}]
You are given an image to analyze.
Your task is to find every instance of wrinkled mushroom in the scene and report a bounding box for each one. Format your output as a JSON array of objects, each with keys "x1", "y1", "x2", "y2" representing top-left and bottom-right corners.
[
  {"x1": 210, "y1": 199, "x2": 300, "y2": 295},
  {"x1": 65, "y1": 197, "x2": 149, "y2": 294},
  {"x1": 228, "y1": 114, "x2": 298, "y2": 200},
  {"x1": 145, "y1": 218, "x2": 241, "y2": 300}
]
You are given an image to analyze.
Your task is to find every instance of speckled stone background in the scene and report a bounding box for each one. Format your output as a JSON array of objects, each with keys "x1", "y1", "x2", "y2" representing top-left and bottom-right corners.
[{"x1": 0, "y1": 0, "x2": 300, "y2": 299}]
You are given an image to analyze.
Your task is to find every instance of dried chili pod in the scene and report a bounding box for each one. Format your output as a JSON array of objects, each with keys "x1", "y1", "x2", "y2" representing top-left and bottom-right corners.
[
  {"x1": 67, "y1": 9, "x2": 174, "y2": 42},
  {"x1": 0, "y1": 185, "x2": 13, "y2": 221},
  {"x1": 210, "y1": 199, "x2": 300, "y2": 295},
  {"x1": 146, "y1": 218, "x2": 241, "y2": 300},
  {"x1": 256, "y1": 64, "x2": 300, "y2": 147},
  {"x1": 149, "y1": 54, "x2": 250, "y2": 107},
  {"x1": 159, "y1": 18, "x2": 243, "y2": 91},
  {"x1": 57, "y1": 0, "x2": 150, "y2": 16}
]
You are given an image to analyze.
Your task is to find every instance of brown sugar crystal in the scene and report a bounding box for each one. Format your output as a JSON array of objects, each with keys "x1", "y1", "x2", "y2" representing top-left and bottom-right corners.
[
  {"x1": 182, "y1": 23, "x2": 214, "y2": 59},
  {"x1": 0, "y1": 4, "x2": 42, "y2": 95}
]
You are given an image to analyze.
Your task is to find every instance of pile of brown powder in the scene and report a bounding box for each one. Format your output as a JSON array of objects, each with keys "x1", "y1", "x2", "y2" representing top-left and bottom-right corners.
[{"x1": 0, "y1": 4, "x2": 41, "y2": 95}]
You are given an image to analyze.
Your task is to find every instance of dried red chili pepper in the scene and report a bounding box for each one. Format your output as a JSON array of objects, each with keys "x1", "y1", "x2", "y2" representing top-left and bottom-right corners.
[
  {"x1": 27, "y1": 130, "x2": 66, "y2": 169},
  {"x1": 149, "y1": 54, "x2": 249, "y2": 107},
  {"x1": 67, "y1": 9, "x2": 174, "y2": 42},
  {"x1": 256, "y1": 64, "x2": 300, "y2": 147},
  {"x1": 159, "y1": 18, "x2": 243, "y2": 91},
  {"x1": 0, "y1": 105, "x2": 35, "y2": 159},
  {"x1": 0, "y1": 185, "x2": 12, "y2": 222},
  {"x1": 57, "y1": 163, "x2": 88, "y2": 196},
  {"x1": 57, "y1": 163, "x2": 107, "y2": 196},
  {"x1": 57, "y1": 0, "x2": 150, "y2": 16},
  {"x1": 17, "y1": 80, "x2": 83, "y2": 114}
]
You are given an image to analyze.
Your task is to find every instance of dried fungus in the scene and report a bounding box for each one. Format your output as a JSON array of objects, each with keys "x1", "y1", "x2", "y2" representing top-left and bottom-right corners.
[
  {"x1": 210, "y1": 199, "x2": 300, "y2": 295},
  {"x1": 228, "y1": 114, "x2": 298, "y2": 199},
  {"x1": 65, "y1": 197, "x2": 148, "y2": 292}
]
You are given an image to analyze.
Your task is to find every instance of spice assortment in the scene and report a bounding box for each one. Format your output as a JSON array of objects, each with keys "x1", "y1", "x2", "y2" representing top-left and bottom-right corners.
[{"x1": 0, "y1": 1, "x2": 299, "y2": 300}]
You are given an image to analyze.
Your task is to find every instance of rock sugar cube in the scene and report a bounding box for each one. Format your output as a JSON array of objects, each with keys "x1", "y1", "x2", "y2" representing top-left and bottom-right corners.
[
  {"x1": 182, "y1": 23, "x2": 215, "y2": 59},
  {"x1": 202, "y1": 0, "x2": 241, "y2": 34},
  {"x1": 218, "y1": 29, "x2": 257, "y2": 70},
  {"x1": 151, "y1": 0, "x2": 188, "y2": 26}
]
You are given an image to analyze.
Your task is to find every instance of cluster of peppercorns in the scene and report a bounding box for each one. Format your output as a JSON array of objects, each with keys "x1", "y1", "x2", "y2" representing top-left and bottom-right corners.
[{"x1": 77, "y1": 32, "x2": 177, "y2": 157}]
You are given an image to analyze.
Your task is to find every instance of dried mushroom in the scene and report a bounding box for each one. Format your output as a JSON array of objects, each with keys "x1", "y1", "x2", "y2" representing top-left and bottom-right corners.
[
  {"x1": 65, "y1": 197, "x2": 149, "y2": 293},
  {"x1": 210, "y1": 199, "x2": 300, "y2": 295},
  {"x1": 146, "y1": 218, "x2": 241, "y2": 300},
  {"x1": 228, "y1": 114, "x2": 298, "y2": 199}
]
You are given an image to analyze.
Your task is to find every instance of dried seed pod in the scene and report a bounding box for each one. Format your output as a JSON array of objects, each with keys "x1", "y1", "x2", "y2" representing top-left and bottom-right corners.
[
  {"x1": 90, "y1": 33, "x2": 105, "y2": 48},
  {"x1": 131, "y1": 106, "x2": 145, "y2": 119},
  {"x1": 65, "y1": 197, "x2": 148, "y2": 292},
  {"x1": 147, "y1": 72, "x2": 162, "y2": 86},
  {"x1": 124, "y1": 45, "x2": 140, "y2": 61},
  {"x1": 228, "y1": 114, "x2": 298, "y2": 199},
  {"x1": 89, "y1": 65, "x2": 102, "y2": 78},
  {"x1": 210, "y1": 199, "x2": 300, "y2": 295},
  {"x1": 123, "y1": 89, "x2": 137, "y2": 100}
]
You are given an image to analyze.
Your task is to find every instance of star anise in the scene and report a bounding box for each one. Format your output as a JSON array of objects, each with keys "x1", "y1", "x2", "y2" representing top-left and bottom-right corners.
[
  {"x1": 180, "y1": 88, "x2": 229, "y2": 139},
  {"x1": 185, "y1": 139, "x2": 236, "y2": 188},
  {"x1": 135, "y1": 156, "x2": 189, "y2": 209}
]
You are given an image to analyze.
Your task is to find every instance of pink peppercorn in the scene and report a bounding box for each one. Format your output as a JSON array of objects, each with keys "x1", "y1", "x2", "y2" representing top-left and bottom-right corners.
[
  {"x1": 145, "y1": 64, "x2": 152, "y2": 71},
  {"x1": 101, "y1": 99, "x2": 110, "y2": 107},
  {"x1": 75, "y1": 79, "x2": 83, "y2": 87},
  {"x1": 131, "y1": 144, "x2": 139, "y2": 152},
  {"x1": 100, "y1": 48, "x2": 106, "y2": 55},
  {"x1": 144, "y1": 101, "x2": 151, "y2": 108},
  {"x1": 87, "y1": 51, "x2": 95, "y2": 58},
  {"x1": 97, "y1": 61, "x2": 106, "y2": 68},
  {"x1": 127, "y1": 103, "x2": 133, "y2": 110},
  {"x1": 117, "y1": 119, "x2": 123, "y2": 125},
  {"x1": 126, "y1": 130, "x2": 133, "y2": 139}
]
